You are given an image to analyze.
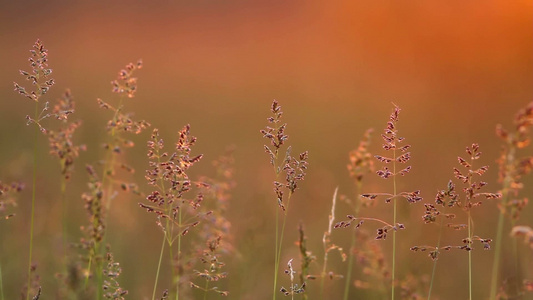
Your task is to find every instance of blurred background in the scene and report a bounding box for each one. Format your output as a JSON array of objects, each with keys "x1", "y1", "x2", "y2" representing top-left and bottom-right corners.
[{"x1": 0, "y1": 1, "x2": 532, "y2": 299}]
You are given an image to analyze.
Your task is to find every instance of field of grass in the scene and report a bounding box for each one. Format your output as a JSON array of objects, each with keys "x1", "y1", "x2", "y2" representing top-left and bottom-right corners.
[{"x1": 1, "y1": 2, "x2": 532, "y2": 300}]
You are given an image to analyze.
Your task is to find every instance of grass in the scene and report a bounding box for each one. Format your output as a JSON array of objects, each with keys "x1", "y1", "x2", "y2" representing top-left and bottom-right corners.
[
  {"x1": 261, "y1": 100, "x2": 309, "y2": 299},
  {"x1": 1, "y1": 39, "x2": 532, "y2": 299},
  {"x1": 13, "y1": 39, "x2": 56, "y2": 300}
]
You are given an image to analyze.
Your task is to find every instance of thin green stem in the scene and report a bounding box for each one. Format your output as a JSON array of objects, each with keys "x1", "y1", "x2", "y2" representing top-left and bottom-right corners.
[
  {"x1": 203, "y1": 280, "x2": 209, "y2": 300},
  {"x1": 272, "y1": 205, "x2": 280, "y2": 300},
  {"x1": 343, "y1": 231, "x2": 356, "y2": 300},
  {"x1": 392, "y1": 202, "x2": 397, "y2": 300},
  {"x1": 271, "y1": 149, "x2": 282, "y2": 300},
  {"x1": 96, "y1": 251, "x2": 103, "y2": 300},
  {"x1": 175, "y1": 209, "x2": 182, "y2": 300},
  {"x1": 468, "y1": 212, "x2": 472, "y2": 300},
  {"x1": 428, "y1": 218, "x2": 444, "y2": 300},
  {"x1": 167, "y1": 214, "x2": 177, "y2": 300},
  {"x1": 276, "y1": 211, "x2": 289, "y2": 284},
  {"x1": 26, "y1": 101, "x2": 39, "y2": 300},
  {"x1": 391, "y1": 148, "x2": 397, "y2": 300},
  {"x1": 152, "y1": 234, "x2": 166, "y2": 300},
  {"x1": 466, "y1": 153, "x2": 476, "y2": 300},
  {"x1": 167, "y1": 242, "x2": 174, "y2": 300},
  {"x1": 274, "y1": 193, "x2": 293, "y2": 300}
]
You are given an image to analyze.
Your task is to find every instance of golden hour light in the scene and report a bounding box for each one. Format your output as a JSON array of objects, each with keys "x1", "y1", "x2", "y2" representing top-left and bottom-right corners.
[{"x1": 0, "y1": 1, "x2": 531, "y2": 299}]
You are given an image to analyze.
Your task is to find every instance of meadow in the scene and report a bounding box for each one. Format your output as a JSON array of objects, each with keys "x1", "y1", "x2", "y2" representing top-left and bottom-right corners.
[
  {"x1": 1, "y1": 2, "x2": 533, "y2": 299},
  {"x1": 0, "y1": 39, "x2": 531, "y2": 300}
]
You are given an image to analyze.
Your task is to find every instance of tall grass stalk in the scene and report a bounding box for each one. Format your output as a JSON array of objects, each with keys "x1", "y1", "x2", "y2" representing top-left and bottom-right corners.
[
  {"x1": 270, "y1": 143, "x2": 285, "y2": 300},
  {"x1": 261, "y1": 100, "x2": 308, "y2": 299},
  {"x1": 465, "y1": 147, "x2": 477, "y2": 300},
  {"x1": 467, "y1": 211, "x2": 472, "y2": 300},
  {"x1": 14, "y1": 40, "x2": 55, "y2": 299},
  {"x1": 94, "y1": 98, "x2": 124, "y2": 300},
  {"x1": 26, "y1": 102, "x2": 39, "y2": 300},
  {"x1": 274, "y1": 192, "x2": 293, "y2": 300},
  {"x1": 47, "y1": 89, "x2": 85, "y2": 267},
  {"x1": 141, "y1": 126, "x2": 204, "y2": 300},
  {"x1": 413, "y1": 144, "x2": 500, "y2": 299},
  {"x1": 391, "y1": 147, "x2": 397, "y2": 300},
  {"x1": 460, "y1": 144, "x2": 500, "y2": 300},
  {"x1": 88, "y1": 60, "x2": 146, "y2": 298},
  {"x1": 342, "y1": 105, "x2": 421, "y2": 299},
  {"x1": 151, "y1": 138, "x2": 175, "y2": 300},
  {"x1": 148, "y1": 130, "x2": 175, "y2": 300}
]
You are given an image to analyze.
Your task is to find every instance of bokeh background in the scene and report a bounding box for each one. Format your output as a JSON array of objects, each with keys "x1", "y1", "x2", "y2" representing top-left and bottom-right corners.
[{"x1": 0, "y1": 1, "x2": 532, "y2": 299}]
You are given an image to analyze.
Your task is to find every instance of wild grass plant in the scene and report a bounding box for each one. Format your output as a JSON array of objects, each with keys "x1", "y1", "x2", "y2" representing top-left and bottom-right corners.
[
  {"x1": 13, "y1": 39, "x2": 56, "y2": 300},
  {"x1": 411, "y1": 144, "x2": 502, "y2": 300},
  {"x1": 79, "y1": 60, "x2": 149, "y2": 300},
  {"x1": 1, "y1": 39, "x2": 532, "y2": 300},
  {"x1": 141, "y1": 125, "x2": 206, "y2": 299},
  {"x1": 334, "y1": 104, "x2": 422, "y2": 299},
  {"x1": 261, "y1": 100, "x2": 309, "y2": 299}
]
